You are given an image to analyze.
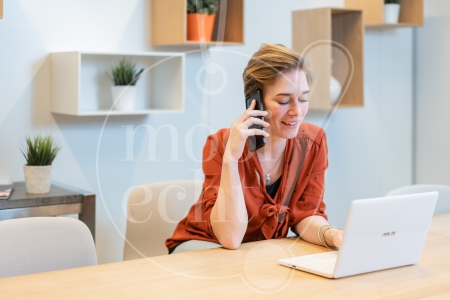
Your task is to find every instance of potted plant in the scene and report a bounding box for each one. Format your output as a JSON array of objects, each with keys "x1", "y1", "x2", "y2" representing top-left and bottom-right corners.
[
  {"x1": 21, "y1": 134, "x2": 61, "y2": 194},
  {"x1": 187, "y1": 0, "x2": 219, "y2": 42},
  {"x1": 110, "y1": 58, "x2": 144, "y2": 111},
  {"x1": 384, "y1": 0, "x2": 402, "y2": 24}
]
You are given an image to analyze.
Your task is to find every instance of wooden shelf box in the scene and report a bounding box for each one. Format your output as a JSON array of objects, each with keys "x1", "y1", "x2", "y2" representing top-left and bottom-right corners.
[
  {"x1": 292, "y1": 8, "x2": 364, "y2": 110},
  {"x1": 51, "y1": 51, "x2": 185, "y2": 116},
  {"x1": 345, "y1": 0, "x2": 423, "y2": 28},
  {"x1": 152, "y1": 0, "x2": 244, "y2": 46}
]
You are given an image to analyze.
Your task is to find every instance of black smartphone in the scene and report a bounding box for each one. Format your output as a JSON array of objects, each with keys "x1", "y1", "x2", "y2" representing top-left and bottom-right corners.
[{"x1": 245, "y1": 89, "x2": 266, "y2": 152}]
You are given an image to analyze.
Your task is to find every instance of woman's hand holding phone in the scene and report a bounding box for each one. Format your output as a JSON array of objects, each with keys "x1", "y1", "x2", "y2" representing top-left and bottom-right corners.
[{"x1": 225, "y1": 99, "x2": 270, "y2": 161}]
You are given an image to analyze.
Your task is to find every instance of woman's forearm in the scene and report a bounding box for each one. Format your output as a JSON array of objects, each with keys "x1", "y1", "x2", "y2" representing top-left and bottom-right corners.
[
  {"x1": 209, "y1": 100, "x2": 268, "y2": 249},
  {"x1": 295, "y1": 216, "x2": 340, "y2": 248},
  {"x1": 210, "y1": 157, "x2": 248, "y2": 249}
]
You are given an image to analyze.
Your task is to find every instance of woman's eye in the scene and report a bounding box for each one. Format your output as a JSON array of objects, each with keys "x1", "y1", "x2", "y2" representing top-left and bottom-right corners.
[
  {"x1": 278, "y1": 98, "x2": 290, "y2": 105},
  {"x1": 299, "y1": 99, "x2": 308, "y2": 103}
]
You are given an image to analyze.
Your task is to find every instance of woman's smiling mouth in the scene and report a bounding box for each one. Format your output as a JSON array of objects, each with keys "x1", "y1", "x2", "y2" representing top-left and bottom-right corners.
[{"x1": 281, "y1": 120, "x2": 298, "y2": 127}]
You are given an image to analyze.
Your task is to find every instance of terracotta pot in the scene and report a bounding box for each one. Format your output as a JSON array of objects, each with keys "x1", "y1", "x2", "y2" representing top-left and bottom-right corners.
[{"x1": 187, "y1": 13, "x2": 216, "y2": 42}]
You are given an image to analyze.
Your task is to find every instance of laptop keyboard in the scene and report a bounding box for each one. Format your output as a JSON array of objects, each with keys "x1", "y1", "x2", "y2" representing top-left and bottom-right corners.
[{"x1": 299, "y1": 258, "x2": 337, "y2": 274}]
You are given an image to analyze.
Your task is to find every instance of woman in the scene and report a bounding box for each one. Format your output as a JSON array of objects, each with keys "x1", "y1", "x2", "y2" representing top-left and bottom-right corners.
[{"x1": 166, "y1": 44, "x2": 343, "y2": 254}]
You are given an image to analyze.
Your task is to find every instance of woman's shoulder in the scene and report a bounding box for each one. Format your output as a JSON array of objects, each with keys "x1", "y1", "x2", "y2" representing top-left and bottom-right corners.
[
  {"x1": 207, "y1": 128, "x2": 230, "y2": 146},
  {"x1": 203, "y1": 128, "x2": 231, "y2": 159},
  {"x1": 295, "y1": 122, "x2": 326, "y2": 145}
]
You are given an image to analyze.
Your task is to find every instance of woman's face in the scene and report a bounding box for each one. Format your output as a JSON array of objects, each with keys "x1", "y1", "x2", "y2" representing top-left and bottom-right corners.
[{"x1": 263, "y1": 69, "x2": 310, "y2": 140}]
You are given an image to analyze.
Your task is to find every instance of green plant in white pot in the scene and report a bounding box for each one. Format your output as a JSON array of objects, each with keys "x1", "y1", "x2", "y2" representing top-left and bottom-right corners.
[
  {"x1": 110, "y1": 58, "x2": 144, "y2": 111},
  {"x1": 384, "y1": 0, "x2": 402, "y2": 24},
  {"x1": 21, "y1": 134, "x2": 61, "y2": 194}
]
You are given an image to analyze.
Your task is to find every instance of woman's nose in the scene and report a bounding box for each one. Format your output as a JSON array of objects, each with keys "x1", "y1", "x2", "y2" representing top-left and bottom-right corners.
[{"x1": 288, "y1": 102, "x2": 302, "y2": 117}]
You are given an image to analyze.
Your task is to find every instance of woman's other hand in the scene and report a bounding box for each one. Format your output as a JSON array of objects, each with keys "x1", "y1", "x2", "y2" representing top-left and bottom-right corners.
[
  {"x1": 327, "y1": 228, "x2": 344, "y2": 249},
  {"x1": 226, "y1": 100, "x2": 270, "y2": 161}
]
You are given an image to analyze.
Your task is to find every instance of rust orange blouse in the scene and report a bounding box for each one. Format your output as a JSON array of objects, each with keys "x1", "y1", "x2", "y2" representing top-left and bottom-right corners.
[{"x1": 165, "y1": 122, "x2": 328, "y2": 252}]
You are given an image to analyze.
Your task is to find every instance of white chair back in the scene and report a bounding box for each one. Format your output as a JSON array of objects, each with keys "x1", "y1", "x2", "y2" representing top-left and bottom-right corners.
[
  {"x1": 124, "y1": 180, "x2": 203, "y2": 260},
  {"x1": 0, "y1": 217, "x2": 97, "y2": 278},
  {"x1": 386, "y1": 184, "x2": 450, "y2": 214}
]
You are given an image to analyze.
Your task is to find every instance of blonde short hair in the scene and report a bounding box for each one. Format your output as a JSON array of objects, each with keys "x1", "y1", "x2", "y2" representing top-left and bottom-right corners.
[{"x1": 243, "y1": 43, "x2": 314, "y2": 97}]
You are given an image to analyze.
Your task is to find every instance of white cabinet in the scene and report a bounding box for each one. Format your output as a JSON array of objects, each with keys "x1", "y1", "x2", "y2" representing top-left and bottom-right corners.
[{"x1": 51, "y1": 51, "x2": 184, "y2": 116}]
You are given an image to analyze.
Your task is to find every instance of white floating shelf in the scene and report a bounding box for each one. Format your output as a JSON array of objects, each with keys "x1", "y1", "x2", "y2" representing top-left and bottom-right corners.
[{"x1": 51, "y1": 51, "x2": 185, "y2": 116}]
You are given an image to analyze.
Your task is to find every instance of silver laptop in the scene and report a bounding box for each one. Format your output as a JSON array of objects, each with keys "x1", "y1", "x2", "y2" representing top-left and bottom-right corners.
[{"x1": 279, "y1": 192, "x2": 438, "y2": 278}]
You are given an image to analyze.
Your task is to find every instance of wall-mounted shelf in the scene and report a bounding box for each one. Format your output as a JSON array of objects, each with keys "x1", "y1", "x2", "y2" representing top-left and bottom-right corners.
[
  {"x1": 345, "y1": 0, "x2": 423, "y2": 28},
  {"x1": 151, "y1": 0, "x2": 244, "y2": 46},
  {"x1": 50, "y1": 51, "x2": 184, "y2": 116},
  {"x1": 292, "y1": 8, "x2": 364, "y2": 110}
]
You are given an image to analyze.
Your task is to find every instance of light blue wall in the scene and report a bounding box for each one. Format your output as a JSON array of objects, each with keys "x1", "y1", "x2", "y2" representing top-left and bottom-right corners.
[
  {"x1": 0, "y1": 0, "x2": 413, "y2": 263},
  {"x1": 414, "y1": 0, "x2": 450, "y2": 185}
]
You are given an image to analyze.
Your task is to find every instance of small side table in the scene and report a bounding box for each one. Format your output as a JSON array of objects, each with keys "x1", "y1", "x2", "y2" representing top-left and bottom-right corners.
[{"x1": 0, "y1": 182, "x2": 95, "y2": 242}]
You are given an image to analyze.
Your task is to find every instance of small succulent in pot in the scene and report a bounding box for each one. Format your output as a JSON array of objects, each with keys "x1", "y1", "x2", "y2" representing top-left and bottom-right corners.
[
  {"x1": 21, "y1": 134, "x2": 61, "y2": 194},
  {"x1": 110, "y1": 58, "x2": 144, "y2": 86},
  {"x1": 21, "y1": 134, "x2": 61, "y2": 166},
  {"x1": 109, "y1": 58, "x2": 144, "y2": 111},
  {"x1": 186, "y1": 0, "x2": 219, "y2": 42}
]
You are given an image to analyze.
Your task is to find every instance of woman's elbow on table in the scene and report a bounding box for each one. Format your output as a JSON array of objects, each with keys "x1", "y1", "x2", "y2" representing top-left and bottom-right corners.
[
  {"x1": 212, "y1": 227, "x2": 244, "y2": 250},
  {"x1": 219, "y1": 238, "x2": 242, "y2": 250}
]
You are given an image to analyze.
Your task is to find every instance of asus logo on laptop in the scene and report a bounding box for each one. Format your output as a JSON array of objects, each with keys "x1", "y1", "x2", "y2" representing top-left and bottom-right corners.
[{"x1": 382, "y1": 231, "x2": 396, "y2": 237}]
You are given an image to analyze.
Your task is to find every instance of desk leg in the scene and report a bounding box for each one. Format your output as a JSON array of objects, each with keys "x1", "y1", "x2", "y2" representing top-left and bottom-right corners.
[{"x1": 79, "y1": 193, "x2": 96, "y2": 243}]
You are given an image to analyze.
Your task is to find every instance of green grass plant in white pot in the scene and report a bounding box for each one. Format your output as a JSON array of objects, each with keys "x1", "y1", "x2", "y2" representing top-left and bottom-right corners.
[
  {"x1": 21, "y1": 134, "x2": 61, "y2": 194},
  {"x1": 110, "y1": 58, "x2": 144, "y2": 111},
  {"x1": 384, "y1": 0, "x2": 402, "y2": 24}
]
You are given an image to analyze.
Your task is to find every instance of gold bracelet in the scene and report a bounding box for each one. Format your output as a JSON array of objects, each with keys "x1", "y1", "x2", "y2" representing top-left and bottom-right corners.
[
  {"x1": 320, "y1": 225, "x2": 336, "y2": 249},
  {"x1": 317, "y1": 225, "x2": 330, "y2": 247},
  {"x1": 317, "y1": 225, "x2": 329, "y2": 244}
]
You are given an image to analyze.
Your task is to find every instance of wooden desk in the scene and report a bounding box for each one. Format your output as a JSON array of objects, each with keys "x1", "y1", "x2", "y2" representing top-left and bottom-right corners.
[
  {"x1": 0, "y1": 182, "x2": 95, "y2": 241},
  {"x1": 0, "y1": 215, "x2": 449, "y2": 299},
  {"x1": 429, "y1": 214, "x2": 450, "y2": 237}
]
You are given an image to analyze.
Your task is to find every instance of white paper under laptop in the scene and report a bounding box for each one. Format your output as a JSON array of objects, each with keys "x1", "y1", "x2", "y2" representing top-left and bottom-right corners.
[{"x1": 279, "y1": 192, "x2": 438, "y2": 279}]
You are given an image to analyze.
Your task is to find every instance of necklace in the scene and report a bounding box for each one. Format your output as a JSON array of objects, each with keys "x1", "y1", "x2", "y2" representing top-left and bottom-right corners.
[{"x1": 258, "y1": 150, "x2": 285, "y2": 185}]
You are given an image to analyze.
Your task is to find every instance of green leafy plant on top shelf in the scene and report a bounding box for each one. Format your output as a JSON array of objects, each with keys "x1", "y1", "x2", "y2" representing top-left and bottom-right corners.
[
  {"x1": 110, "y1": 58, "x2": 144, "y2": 86},
  {"x1": 187, "y1": 0, "x2": 219, "y2": 14},
  {"x1": 21, "y1": 134, "x2": 61, "y2": 166},
  {"x1": 385, "y1": 0, "x2": 402, "y2": 4}
]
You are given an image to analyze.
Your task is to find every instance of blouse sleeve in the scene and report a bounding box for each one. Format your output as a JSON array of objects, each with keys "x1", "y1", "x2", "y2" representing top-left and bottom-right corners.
[
  {"x1": 290, "y1": 129, "x2": 329, "y2": 232},
  {"x1": 196, "y1": 132, "x2": 225, "y2": 240}
]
